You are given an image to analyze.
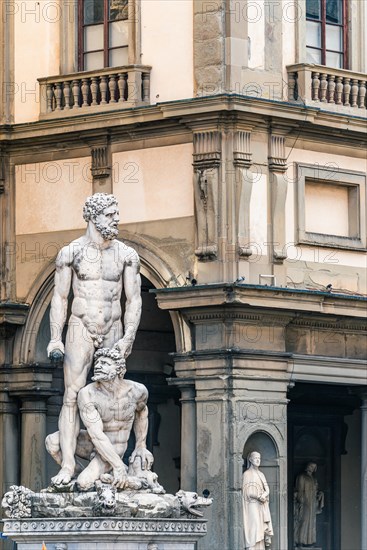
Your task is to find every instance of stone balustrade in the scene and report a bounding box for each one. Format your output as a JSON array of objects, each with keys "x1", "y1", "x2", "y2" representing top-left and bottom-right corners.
[
  {"x1": 38, "y1": 65, "x2": 151, "y2": 118},
  {"x1": 287, "y1": 64, "x2": 367, "y2": 112}
]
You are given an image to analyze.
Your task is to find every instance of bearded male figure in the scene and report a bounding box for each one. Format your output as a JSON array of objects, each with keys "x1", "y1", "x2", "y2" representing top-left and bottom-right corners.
[
  {"x1": 47, "y1": 193, "x2": 142, "y2": 487},
  {"x1": 46, "y1": 348, "x2": 154, "y2": 490}
]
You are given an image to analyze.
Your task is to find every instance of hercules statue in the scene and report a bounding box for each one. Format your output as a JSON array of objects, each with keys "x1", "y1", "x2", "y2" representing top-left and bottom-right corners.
[{"x1": 46, "y1": 193, "x2": 143, "y2": 487}]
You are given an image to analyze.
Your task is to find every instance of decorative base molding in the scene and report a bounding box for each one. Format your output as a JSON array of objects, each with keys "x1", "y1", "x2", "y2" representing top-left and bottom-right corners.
[{"x1": 3, "y1": 517, "x2": 207, "y2": 549}]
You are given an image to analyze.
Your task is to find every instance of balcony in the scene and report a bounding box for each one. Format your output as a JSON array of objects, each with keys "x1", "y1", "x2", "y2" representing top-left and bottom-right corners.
[
  {"x1": 38, "y1": 65, "x2": 151, "y2": 119},
  {"x1": 287, "y1": 64, "x2": 367, "y2": 114}
]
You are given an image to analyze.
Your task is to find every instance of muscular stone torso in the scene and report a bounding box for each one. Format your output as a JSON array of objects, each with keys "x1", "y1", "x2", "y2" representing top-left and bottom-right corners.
[
  {"x1": 70, "y1": 240, "x2": 127, "y2": 335},
  {"x1": 84, "y1": 381, "x2": 145, "y2": 455}
]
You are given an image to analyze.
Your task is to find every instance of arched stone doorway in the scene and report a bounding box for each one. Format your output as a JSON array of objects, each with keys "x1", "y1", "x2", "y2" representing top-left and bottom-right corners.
[{"x1": 30, "y1": 274, "x2": 181, "y2": 493}]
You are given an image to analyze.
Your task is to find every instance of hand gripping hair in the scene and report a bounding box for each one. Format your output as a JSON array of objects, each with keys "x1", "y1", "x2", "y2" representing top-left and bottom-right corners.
[{"x1": 93, "y1": 347, "x2": 126, "y2": 377}]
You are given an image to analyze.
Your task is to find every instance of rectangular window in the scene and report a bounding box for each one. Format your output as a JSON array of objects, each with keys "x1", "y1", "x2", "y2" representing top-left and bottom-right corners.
[
  {"x1": 296, "y1": 164, "x2": 366, "y2": 251},
  {"x1": 306, "y1": 0, "x2": 348, "y2": 69},
  {"x1": 79, "y1": 0, "x2": 129, "y2": 71}
]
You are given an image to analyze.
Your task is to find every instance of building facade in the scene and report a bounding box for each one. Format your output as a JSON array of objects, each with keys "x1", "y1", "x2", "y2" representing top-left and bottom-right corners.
[{"x1": 0, "y1": 1, "x2": 366, "y2": 549}]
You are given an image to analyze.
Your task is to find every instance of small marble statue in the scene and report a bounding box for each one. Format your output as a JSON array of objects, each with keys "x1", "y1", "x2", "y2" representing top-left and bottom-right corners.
[
  {"x1": 242, "y1": 451, "x2": 273, "y2": 550},
  {"x1": 46, "y1": 347, "x2": 159, "y2": 492},
  {"x1": 46, "y1": 193, "x2": 142, "y2": 487},
  {"x1": 294, "y1": 462, "x2": 324, "y2": 547}
]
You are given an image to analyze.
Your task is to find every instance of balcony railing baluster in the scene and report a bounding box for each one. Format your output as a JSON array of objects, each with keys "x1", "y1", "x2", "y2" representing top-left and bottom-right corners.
[
  {"x1": 287, "y1": 64, "x2": 367, "y2": 113},
  {"x1": 38, "y1": 65, "x2": 151, "y2": 118}
]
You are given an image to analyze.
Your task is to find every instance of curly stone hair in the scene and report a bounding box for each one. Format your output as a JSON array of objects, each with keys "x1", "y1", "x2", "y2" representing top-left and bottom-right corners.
[
  {"x1": 94, "y1": 347, "x2": 126, "y2": 376},
  {"x1": 83, "y1": 193, "x2": 118, "y2": 223}
]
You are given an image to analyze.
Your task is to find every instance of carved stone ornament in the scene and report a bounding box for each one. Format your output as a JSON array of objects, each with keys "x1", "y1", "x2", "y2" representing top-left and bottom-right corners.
[
  {"x1": 268, "y1": 135, "x2": 287, "y2": 173},
  {"x1": 1, "y1": 485, "x2": 212, "y2": 520},
  {"x1": 193, "y1": 131, "x2": 221, "y2": 261},
  {"x1": 234, "y1": 131, "x2": 253, "y2": 257},
  {"x1": 1, "y1": 486, "x2": 33, "y2": 518},
  {"x1": 91, "y1": 145, "x2": 111, "y2": 179}
]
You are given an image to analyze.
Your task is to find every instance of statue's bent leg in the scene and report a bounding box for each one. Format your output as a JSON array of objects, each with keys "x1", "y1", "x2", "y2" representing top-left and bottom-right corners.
[
  {"x1": 46, "y1": 429, "x2": 94, "y2": 466},
  {"x1": 51, "y1": 317, "x2": 95, "y2": 486},
  {"x1": 77, "y1": 454, "x2": 111, "y2": 491},
  {"x1": 75, "y1": 429, "x2": 94, "y2": 460},
  {"x1": 45, "y1": 431, "x2": 62, "y2": 466}
]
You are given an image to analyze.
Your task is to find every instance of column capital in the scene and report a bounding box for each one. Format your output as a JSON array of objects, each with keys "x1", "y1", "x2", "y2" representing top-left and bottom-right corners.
[
  {"x1": 9, "y1": 389, "x2": 57, "y2": 414},
  {"x1": 0, "y1": 392, "x2": 18, "y2": 415},
  {"x1": 169, "y1": 378, "x2": 196, "y2": 401}
]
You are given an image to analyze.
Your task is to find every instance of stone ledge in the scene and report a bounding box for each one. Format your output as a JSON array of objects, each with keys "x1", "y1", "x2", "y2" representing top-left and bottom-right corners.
[{"x1": 2, "y1": 517, "x2": 208, "y2": 545}]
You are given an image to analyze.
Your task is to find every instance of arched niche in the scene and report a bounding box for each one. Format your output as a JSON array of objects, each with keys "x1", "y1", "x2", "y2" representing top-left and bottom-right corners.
[{"x1": 242, "y1": 431, "x2": 280, "y2": 550}]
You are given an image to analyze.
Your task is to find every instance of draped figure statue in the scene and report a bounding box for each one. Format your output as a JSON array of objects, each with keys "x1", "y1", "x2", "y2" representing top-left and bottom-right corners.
[
  {"x1": 294, "y1": 462, "x2": 324, "y2": 547},
  {"x1": 242, "y1": 451, "x2": 273, "y2": 550}
]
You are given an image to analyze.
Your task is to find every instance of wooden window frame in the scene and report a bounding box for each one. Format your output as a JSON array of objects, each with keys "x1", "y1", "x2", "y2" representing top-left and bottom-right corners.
[
  {"x1": 78, "y1": 0, "x2": 128, "y2": 71},
  {"x1": 306, "y1": 0, "x2": 349, "y2": 69}
]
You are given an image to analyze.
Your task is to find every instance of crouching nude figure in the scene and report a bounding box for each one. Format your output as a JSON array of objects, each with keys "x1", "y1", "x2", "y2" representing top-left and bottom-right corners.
[{"x1": 46, "y1": 347, "x2": 157, "y2": 491}]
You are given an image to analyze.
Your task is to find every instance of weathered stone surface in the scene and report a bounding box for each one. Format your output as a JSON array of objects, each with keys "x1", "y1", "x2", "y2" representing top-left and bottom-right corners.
[
  {"x1": 194, "y1": 13, "x2": 222, "y2": 42},
  {"x1": 194, "y1": 39, "x2": 223, "y2": 69},
  {"x1": 194, "y1": 66, "x2": 224, "y2": 95},
  {"x1": 2, "y1": 485, "x2": 212, "y2": 520}
]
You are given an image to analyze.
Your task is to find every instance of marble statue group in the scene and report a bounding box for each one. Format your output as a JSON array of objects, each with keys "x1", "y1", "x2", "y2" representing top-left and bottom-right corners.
[
  {"x1": 2, "y1": 194, "x2": 212, "y2": 531},
  {"x1": 45, "y1": 192, "x2": 152, "y2": 491}
]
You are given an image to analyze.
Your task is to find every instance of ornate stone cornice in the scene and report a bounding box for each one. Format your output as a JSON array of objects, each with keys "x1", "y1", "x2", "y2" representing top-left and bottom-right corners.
[
  {"x1": 0, "y1": 302, "x2": 29, "y2": 326},
  {"x1": 3, "y1": 517, "x2": 208, "y2": 537},
  {"x1": 289, "y1": 318, "x2": 367, "y2": 332},
  {"x1": 153, "y1": 284, "x2": 367, "y2": 320}
]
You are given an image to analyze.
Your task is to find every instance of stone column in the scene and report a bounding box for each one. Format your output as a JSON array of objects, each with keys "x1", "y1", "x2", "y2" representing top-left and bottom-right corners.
[
  {"x1": 179, "y1": 383, "x2": 197, "y2": 491},
  {"x1": 361, "y1": 396, "x2": 367, "y2": 550},
  {"x1": 19, "y1": 397, "x2": 49, "y2": 492},
  {"x1": 0, "y1": 393, "x2": 20, "y2": 492}
]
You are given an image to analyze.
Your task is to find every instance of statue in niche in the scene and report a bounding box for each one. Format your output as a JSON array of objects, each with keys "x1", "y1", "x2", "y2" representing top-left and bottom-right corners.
[
  {"x1": 46, "y1": 193, "x2": 142, "y2": 487},
  {"x1": 294, "y1": 462, "x2": 324, "y2": 548},
  {"x1": 242, "y1": 451, "x2": 273, "y2": 550}
]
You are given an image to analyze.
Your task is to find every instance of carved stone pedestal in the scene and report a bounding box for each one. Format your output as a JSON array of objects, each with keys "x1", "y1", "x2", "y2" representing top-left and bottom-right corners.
[{"x1": 2, "y1": 517, "x2": 208, "y2": 550}]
